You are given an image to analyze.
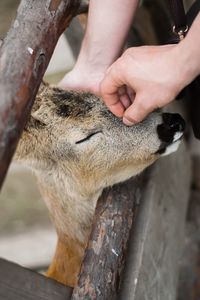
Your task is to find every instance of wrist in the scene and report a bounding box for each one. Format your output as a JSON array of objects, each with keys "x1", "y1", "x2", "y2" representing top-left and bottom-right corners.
[
  {"x1": 76, "y1": 30, "x2": 123, "y2": 73},
  {"x1": 74, "y1": 40, "x2": 110, "y2": 75},
  {"x1": 176, "y1": 38, "x2": 200, "y2": 87}
]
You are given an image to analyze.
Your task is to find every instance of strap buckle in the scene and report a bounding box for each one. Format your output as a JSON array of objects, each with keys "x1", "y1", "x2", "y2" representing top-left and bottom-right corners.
[{"x1": 173, "y1": 25, "x2": 188, "y2": 41}]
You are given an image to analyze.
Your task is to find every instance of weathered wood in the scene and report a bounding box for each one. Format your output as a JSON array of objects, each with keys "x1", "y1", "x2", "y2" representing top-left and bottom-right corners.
[
  {"x1": 71, "y1": 175, "x2": 146, "y2": 300},
  {"x1": 119, "y1": 142, "x2": 191, "y2": 300},
  {"x1": 177, "y1": 154, "x2": 200, "y2": 300},
  {"x1": 0, "y1": 258, "x2": 72, "y2": 300},
  {"x1": 0, "y1": 0, "x2": 83, "y2": 189},
  {"x1": 71, "y1": 142, "x2": 191, "y2": 300}
]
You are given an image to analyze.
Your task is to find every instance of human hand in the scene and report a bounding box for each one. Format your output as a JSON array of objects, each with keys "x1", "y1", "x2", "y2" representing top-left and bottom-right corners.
[
  {"x1": 100, "y1": 45, "x2": 189, "y2": 125},
  {"x1": 59, "y1": 0, "x2": 138, "y2": 95},
  {"x1": 58, "y1": 66, "x2": 106, "y2": 95}
]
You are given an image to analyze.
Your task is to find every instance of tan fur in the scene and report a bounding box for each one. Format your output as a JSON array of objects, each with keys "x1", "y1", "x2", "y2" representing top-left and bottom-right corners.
[
  {"x1": 47, "y1": 237, "x2": 85, "y2": 287},
  {"x1": 15, "y1": 82, "x2": 170, "y2": 286}
]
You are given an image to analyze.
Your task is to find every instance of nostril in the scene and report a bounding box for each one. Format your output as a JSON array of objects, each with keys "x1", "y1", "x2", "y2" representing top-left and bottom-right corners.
[
  {"x1": 157, "y1": 113, "x2": 185, "y2": 143},
  {"x1": 162, "y1": 113, "x2": 185, "y2": 132},
  {"x1": 169, "y1": 121, "x2": 185, "y2": 133},
  {"x1": 157, "y1": 123, "x2": 174, "y2": 143}
]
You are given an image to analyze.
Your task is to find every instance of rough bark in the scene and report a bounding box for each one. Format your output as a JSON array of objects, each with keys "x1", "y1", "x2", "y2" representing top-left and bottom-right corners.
[
  {"x1": 0, "y1": 0, "x2": 82, "y2": 188},
  {"x1": 71, "y1": 175, "x2": 146, "y2": 300}
]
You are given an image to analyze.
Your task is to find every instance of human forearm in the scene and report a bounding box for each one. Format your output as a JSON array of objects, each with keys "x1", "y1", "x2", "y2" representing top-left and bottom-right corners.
[
  {"x1": 77, "y1": 0, "x2": 139, "y2": 69},
  {"x1": 178, "y1": 12, "x2": 200, "y2": 86},
  {"x1": 59, "y1": 0, "x2": 139, "y2": 93}
]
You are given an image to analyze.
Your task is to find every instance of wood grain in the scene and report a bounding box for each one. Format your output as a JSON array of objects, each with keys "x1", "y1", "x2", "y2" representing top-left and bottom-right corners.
[
  {"x1": 0, "y1": 258, "x2": 72, "y2": 300},
  {"x1": 71, "y1": 175, "x2": 146, "y2": 300}
]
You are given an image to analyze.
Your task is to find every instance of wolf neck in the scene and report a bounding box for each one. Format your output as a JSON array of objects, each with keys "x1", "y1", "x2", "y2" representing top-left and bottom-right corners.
[{"x1": 34, "y1": 168, "x2": 102, "y2": 244}]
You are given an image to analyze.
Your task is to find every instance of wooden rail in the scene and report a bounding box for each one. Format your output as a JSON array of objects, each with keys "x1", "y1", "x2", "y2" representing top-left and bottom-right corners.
[{"x1": 0, "y1": 259, "x2": 72, "y2": 300}]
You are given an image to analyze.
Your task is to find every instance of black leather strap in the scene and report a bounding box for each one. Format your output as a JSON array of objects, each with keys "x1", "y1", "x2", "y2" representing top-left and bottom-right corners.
[
  {"x1": 168, "y1": 0, "x2": 187, "y2": 32},
  {"x1": 168, "y1": 0, "x2": 200, "y2": 139}
]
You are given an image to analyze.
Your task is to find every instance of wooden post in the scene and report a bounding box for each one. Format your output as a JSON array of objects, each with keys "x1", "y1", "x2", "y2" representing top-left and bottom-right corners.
[
  {"x1": 71, "y1": 176, "x2": 145, "y2": 300},
  {"x1": 0, "y1": 0, "x2": 83, "y2": 189}
]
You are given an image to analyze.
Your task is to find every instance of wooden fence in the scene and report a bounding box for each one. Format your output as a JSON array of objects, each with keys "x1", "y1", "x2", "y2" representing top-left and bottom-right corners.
[{"x1": 0, "y1": 1, "x2": 191, "y2": 299}]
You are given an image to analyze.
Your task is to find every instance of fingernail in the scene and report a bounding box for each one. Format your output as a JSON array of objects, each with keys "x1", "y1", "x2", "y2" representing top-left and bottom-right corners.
[{"x1": 123, "y1": 117, "x2": 135, "y2": 126}]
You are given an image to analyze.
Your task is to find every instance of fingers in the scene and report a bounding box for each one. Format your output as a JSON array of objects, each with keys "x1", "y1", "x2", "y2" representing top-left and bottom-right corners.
[
  {"x1": 104, "y1": 93, "x2": 125, "y2": 117},
  {"x1": 126, "y1": 86, "x2": 135, "y2": 103},
  {"x1": 118, "y1": 86, "x2": 132, "y2": 109},
  {"x1": 120, "y1": 94, "x2": 131, "y2": 108},
  {"x1": 100, "y1": 45, "x2": 180, "y2": 125},
  {"x1": 123, "y1": 94, "x2": 156, "y2": 125},
  {"x1": 102, "y1": 66, "x2": 154, "y2": 125},
  {"x1": 101, "y1": 60, "x2": 127, "y2": 117},
  {"x1": 101, "y1": 67, "x2": 157, "y2": 125}
]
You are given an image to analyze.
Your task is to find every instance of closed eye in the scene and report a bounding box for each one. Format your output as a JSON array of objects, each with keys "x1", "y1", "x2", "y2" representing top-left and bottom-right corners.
[{"x1": 75, "y1": 131, "x2": 102, "y2": 144}]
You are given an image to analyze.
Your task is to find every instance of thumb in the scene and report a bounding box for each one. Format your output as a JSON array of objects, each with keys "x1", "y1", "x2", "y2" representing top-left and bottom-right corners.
[{"x1": 123, "y1": 94, "x2": 155, "y2": 125}]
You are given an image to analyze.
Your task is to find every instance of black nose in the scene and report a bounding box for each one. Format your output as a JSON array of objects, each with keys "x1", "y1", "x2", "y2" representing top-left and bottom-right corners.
[
  {"x1": 162, "y1": 113, "x2": 185, "y2": 133},
  {"x1": 157, "y1": 113, "x2": 185, "y2": 143}
]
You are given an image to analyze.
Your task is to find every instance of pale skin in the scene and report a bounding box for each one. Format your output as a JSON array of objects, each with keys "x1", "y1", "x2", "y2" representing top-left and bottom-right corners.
[
  {"x1": 101, "y1": 12, "x2": 200, "y2": 125},
  {"x1": 59, "y1": 2, "x2": 200, "y2": 125},
  {"x1": 59, "y1": 0, "x2": 139, "y2": 94}
]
